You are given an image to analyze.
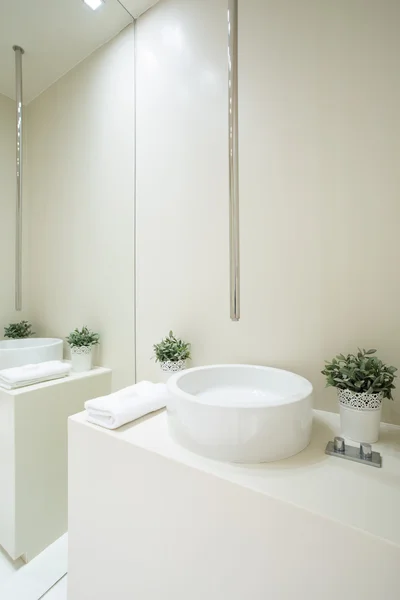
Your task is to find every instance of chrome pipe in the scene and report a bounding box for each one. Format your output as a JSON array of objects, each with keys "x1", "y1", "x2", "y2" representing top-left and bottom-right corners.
[
  {"x1": 13, "y1": 45, "x2": 24, "y2": 311},
  {"x1": 228, "y1": 0, "x2": 240, "y2": 321}
]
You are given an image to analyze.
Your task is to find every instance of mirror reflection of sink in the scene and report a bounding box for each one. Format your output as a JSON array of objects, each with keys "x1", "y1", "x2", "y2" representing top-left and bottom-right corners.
[
  {"x1": 167, "y1": 364, "x2": 313, "y2": 463},
  {"x1": 0, "y1": 338, "x2": 63, "y2": 369}
]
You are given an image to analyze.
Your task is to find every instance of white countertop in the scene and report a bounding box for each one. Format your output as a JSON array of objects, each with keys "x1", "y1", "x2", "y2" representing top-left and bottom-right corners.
[
  {"x1": 2, "y1": 365, "x2": 112, "y2": 395},
  {"x1": 70, "y1": 408, "x2": 400, "y2": 547}
]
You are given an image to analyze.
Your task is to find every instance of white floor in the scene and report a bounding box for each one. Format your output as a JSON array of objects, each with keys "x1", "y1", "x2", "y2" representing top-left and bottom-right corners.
[
  {"x1": 0, "y1": 545, "x2": 24, "y2": 587},
  {"x1": 0, "y1": 535, "x2": 67, "y2": 600},
  {"x1": 42, "y1": 576, "x2": 67, "y2": 599}
]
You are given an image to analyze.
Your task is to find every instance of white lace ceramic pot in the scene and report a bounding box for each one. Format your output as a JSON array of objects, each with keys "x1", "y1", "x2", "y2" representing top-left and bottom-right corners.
[
  {"x1": 70, "y1": 345, "x2": 93, "y2": 373},
  {"x1": 338, "y1": 389, "x2": 384, "y2": 443},
  {"x1": 159, "y1": 360, "x2": 186, "y2": 383},
  {"x1": 160, "y1": 360, "x2": 186, "y2": 373}
]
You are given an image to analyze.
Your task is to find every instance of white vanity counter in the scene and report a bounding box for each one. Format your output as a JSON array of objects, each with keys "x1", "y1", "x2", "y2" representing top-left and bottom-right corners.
[{"x1": 68, "y1": 409, "x2": 400, "y2": 600}]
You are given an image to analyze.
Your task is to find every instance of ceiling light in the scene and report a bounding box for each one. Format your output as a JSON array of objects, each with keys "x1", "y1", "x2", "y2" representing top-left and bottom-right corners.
[{"x1": 83, "y1": 0, "x2": 104, "y2": 11}]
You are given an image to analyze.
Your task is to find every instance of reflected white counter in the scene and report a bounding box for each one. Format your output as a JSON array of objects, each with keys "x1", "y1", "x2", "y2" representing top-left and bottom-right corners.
[{"x1": 0, "y1": 366, "x2": 111, "y2": 562}]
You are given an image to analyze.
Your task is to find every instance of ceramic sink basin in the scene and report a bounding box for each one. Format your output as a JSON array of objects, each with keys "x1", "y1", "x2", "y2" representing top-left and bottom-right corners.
[
  {"x1": 167, "y1": 364, "x2": 313, "y2": 463},
  {"x1": 0, "y1": 338, "x2": 63, "y2": 370}
]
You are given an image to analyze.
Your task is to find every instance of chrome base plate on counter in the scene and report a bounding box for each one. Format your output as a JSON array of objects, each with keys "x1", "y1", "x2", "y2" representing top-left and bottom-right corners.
[{"x1": 325, "y1": 438, "x2": 382, "y2": 468}]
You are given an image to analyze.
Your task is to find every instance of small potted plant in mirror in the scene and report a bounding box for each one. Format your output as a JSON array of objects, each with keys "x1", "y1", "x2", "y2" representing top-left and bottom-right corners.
[
  {"x1": 4, "y1": 320, "x2": 35, "y2": 339},
  {"x1": 322, "y1": 348, "x2": 397, "y2": 443},
  {"x1": 153, "y1": 331, "x2": 191, "y2": 381},
  {"x1": 66, "y1": 326, "x2": 100, "y2": 373}
]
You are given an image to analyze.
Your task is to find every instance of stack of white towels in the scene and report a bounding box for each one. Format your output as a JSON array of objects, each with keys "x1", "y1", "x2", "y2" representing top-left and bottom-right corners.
[
  {"x1": 0, "y1": 360, "x2": 71, "y2": 390},
  {"x1": 85, "y1": 381, "x2": 170, "y2": 429}
]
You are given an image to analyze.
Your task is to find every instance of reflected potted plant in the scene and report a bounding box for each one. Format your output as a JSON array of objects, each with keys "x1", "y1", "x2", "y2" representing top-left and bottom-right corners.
[
  {"x1": 66, "y1": 326, "x2": 99, "y2": 373},
  {"x1": 4, "y1": 320, "x2": 35, "y2": 339},
  {"x1": 153, "y1": 331, "x2": 191, "y2": 381},
  {"x1": 322, "y1": 348, "x2": 397, "y2": 443}
]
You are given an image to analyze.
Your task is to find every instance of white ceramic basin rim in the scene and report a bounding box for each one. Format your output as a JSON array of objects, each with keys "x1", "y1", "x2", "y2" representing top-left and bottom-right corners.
[
  {"x1": 169, "y1": 364, "x2": 312, "y2": 408},
  {"x1": 0, "y1": 338, "x2": 64, "y2": 369},
  {"x1": 167, "y1": 364, "x2": 313, "y2": 463}
]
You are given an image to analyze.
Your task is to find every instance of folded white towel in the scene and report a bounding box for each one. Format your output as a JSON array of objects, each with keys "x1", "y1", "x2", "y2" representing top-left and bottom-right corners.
[
  {"x1": 0, "y1": 360, "x2": 71, "y2": 390},
  {"x1": 85, "y1": 381, "x2": 169, "y2": 429}
]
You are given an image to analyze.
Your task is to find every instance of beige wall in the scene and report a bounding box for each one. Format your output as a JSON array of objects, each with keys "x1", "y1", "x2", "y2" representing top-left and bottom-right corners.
[
  {"x1": 26, "y1": 25, "x2": 135, "y2": 389},
  {"x1": 0, "y1": 93, "x2": 30, "y2": 333},
  {"x1": 136, "y1": 0, "x2": 400, "y2": 424}
]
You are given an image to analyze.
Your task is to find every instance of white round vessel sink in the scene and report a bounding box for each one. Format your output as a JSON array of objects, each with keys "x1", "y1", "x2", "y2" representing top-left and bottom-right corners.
[
  {"x1": 167, "y1": 365, "x2": 313, "y2": 463},
  {"x1": 0, "y1": 338, "x2": 63, "y2": 370}
]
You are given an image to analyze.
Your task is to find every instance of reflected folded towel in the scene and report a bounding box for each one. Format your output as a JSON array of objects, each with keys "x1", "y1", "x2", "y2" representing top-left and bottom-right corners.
[
  {"x1": 85, "y1": 381, "x2": 169, "y2": 429},
  {"x1": 0, "y1": 360, "x2": 71, "y2": 389}
]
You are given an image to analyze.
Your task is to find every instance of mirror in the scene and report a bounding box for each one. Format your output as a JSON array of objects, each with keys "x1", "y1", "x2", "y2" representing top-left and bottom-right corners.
[{"x1": 0, "y1": 0, "x2": 138, "y2": 596}]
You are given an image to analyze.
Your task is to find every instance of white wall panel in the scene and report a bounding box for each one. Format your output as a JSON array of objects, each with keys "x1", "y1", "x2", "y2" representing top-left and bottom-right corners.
[{"x1": 137, "y1": 0, "x2": 400, "y2": 422}]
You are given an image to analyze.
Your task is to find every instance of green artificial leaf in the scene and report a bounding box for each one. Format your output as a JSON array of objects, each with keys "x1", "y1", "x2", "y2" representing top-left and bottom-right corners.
[
  {"x1": 321, "y1": 348, "x2": 396, "y2": 400},
  {"x1": 66, "y1": 326, "x2": 100, "y2": 348},
  {"x1": 4, "y1": 321, "x2": 35, "y2": 339},
  {"x1": 153, "y1": 331, "x2": 191, "y2": 363}
]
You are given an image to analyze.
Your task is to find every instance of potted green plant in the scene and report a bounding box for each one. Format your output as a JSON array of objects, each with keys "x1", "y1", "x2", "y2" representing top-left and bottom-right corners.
[
  {"x1": 66, "y1": 326, "x2": 100, "y2": 373},
  {"x1": 4, "y1": 320, "x2": 35, "y2": 339},
  {"x1": 153, "y1": 331, "x2": 191, "y2": 380},
  {"x1": 322, "y1": 348, "x2": 397, "y2": 443}
]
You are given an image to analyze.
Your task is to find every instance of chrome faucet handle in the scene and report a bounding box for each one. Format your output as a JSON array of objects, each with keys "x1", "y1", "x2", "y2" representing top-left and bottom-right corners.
[
  {"x1": 360, "y1": 443, "x2": 372, "y2": 460},
  {"x1": 334, "y1": 436, "x2": 345, "y2": 453}
]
